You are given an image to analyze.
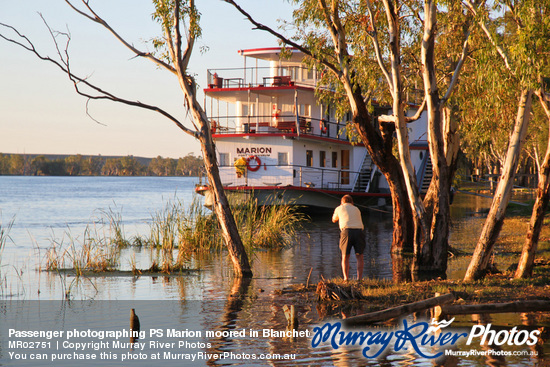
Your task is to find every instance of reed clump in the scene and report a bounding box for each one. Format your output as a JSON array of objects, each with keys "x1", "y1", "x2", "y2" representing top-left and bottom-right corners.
[
  {"x1": 43, "y1": 213, "x2": 124, "y2": 275},
  {"x1": 177, "y1": 197, "x2": 220, "y2": 253},
  {"x1": 0, "y1": 215, "x2": 15, "y2": 265},
  {"x1": 229, "y1": 196, "x2": 307, "y2": 251},
  {"x1": 146, "y1": 195, "x2": 306, "y2": 271}
]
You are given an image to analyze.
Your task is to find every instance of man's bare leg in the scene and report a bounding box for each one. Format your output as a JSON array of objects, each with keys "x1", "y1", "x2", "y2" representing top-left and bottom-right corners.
[
  {"x1": 356, "y1": 253, "x2": 364, "y2": 280},
  {"x1": 341, "y1": 253, "x2": 350, "y2": 281}
]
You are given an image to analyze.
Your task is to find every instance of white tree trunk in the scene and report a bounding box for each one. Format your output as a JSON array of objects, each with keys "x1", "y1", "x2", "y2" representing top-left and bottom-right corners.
[
  {"x1": 515, "y1": 92, "x2": 550, "y2": 278},
  {"x1": 464, "y1": 89, "x2": 533, "y2": 281}
]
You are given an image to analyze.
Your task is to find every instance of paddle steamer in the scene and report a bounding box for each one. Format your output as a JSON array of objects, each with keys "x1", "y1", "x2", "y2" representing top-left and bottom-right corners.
[{"x1": 196, "y1": 48, "x2": 430, "y2": 210}]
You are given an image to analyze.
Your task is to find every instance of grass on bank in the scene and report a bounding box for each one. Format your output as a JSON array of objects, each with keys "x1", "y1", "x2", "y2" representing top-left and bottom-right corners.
[
  {"x1": 326, "y1": 267, "x2": 550, "y2": 306},
  {"x1": 41, "y1": 195, "x2": 307, "y2": 275},
  {"x1": 44, "y1": 221, "x2": 122, "y2": 276},
  {"x1": 283, "y1": 260, "x2": 550, "y2": 312}
]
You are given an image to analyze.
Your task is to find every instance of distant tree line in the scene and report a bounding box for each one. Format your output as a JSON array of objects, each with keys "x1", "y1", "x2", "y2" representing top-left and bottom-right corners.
[{"x1": 0, "y1": 153, "x2": 204, "y2": 177}]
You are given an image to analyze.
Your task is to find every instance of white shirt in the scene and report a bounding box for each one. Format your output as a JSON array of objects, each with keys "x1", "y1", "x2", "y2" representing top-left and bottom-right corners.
[{"x1": 332, "y1": 203, "x2": 364, "y2": 230}]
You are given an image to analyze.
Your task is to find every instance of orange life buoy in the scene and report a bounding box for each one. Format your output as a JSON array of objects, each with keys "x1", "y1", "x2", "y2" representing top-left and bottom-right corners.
[
  {"x1": 319, "y1": 120, "x2": 327, "y2": 134},
  {"x1": 246, "y1": 155, "x2": 261, "y2": 171}
]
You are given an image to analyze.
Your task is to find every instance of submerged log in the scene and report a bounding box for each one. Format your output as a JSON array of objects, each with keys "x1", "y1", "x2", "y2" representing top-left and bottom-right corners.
[
  {"x1": 441, "y1": 300, "x2": 550, "y2": 315},
  {"x1": 342, "y1": 293, "x2": 456, "y2": 326}
]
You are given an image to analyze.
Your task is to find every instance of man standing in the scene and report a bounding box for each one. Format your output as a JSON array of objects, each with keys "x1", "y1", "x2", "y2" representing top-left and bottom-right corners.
[{"x1": 332, "y1": 195, "x2": 365, "y2": 281}]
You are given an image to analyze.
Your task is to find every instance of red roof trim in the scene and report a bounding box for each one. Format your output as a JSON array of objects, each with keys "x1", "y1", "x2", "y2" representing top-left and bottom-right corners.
[
  {"x1": 409, "y1": 143, "x2": 429, "y2": 150},
  {"x1": 204, "y1": 85, "x2": 313, "y2": 93},
  {"x1": 238, "y1": 47, "x2": 297, "y2": 55}
]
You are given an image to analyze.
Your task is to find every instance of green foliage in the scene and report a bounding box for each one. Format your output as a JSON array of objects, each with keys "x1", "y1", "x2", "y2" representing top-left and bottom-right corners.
[
  {"x1": 228, "y1": 195, "x2": 308, "y2": 251},
  {"x1": 289, "y1": 0, "x2": 389, "y2": 115},
  {"x1": 456, "y1": 0, "x2": 550, "y2": 169},
  {"x1": 150, "y1": 0, "x2": 202, "y2": 65},
  {"x1": 173, "y1": 194, "x2": 308, "y2": 254}
]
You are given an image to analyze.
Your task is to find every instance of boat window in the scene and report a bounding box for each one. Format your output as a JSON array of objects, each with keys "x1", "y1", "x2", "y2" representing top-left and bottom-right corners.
[
  {"x1": 306, "y1": 150, "x2": 313, "y2": 167},
  {"x1": 299, "y1": 104, "x2": 311, "y2": 117},
  {"x1": 301, "y1": 68, "x2": 309, "y2": 81},
  {"x1": 278, "y1": 152, "x2": 288, "y2": 166},
  {"x1": 332, "y1": 152, "x2": 338, "y2": 168},
  {"x1": 341, "y1": 150, "x2": 350, "y2": 185},
  {"x1": 242, "y1": 103, "x2": 255, "y2": 117},
  {"x1": 319, "y1": 151, "x2": 326, "y2": 168},
  {"x1": 219, "y1": 153, "x2": 229, "y2": 167}
]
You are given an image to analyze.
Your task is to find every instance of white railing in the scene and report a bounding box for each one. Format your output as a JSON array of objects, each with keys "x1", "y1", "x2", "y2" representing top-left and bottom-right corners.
[{"x1": 217, "y1": 164, "x2": 360, "y2": 191}]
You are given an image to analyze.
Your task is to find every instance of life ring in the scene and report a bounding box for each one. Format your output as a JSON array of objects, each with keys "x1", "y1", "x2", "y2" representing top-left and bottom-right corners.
[
  {"x1": 246, "y1": 155, "x2": 261, "y2": 171},
  {"x1": 319, "y1": 120, "x2": 327, "y2": 134}
]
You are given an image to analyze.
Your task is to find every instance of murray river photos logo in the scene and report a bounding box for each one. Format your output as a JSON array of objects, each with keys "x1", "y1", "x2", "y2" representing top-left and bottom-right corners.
[{"x1": 310, "y1": 318, "x2": 541, "y2": 359}]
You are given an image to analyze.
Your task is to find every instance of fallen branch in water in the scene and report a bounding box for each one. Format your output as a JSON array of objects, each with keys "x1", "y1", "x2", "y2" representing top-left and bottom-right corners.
[{"x1": 342, "y1": 293, "x2": 456, "y2": 326}]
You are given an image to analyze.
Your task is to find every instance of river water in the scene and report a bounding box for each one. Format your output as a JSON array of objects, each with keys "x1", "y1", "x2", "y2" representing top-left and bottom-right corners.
[{"x1": 0, "y1": 176, "x2": 548, "y2": 366}]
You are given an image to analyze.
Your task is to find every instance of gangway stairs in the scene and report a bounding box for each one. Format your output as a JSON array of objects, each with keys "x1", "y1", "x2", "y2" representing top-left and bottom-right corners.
[
  {"x1": 419, "y1": 155, "x2": 433, "y2": 194},
  {"x1": 353, "y1": 154, "x2": 373, "y2": 192}
]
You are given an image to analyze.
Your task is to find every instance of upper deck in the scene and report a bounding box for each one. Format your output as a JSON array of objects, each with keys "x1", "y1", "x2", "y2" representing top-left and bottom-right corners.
[
  {"x1": 205, "y1": 48, "x2": 318, "y2": 97},
  {"x1": 203, "y1": 48, "x2": 424, "y2": 144},
  {"x1": 204, "y1": 48, "x2": 356, "y2": 143}
]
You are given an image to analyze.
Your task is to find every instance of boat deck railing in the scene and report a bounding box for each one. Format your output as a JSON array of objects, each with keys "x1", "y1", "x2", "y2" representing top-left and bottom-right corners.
[
  {"x1": 217, "y1": 164, "x2": 382, "y2": 193},
  {"x1": 206, "y1": 68, "x2": 424, "y2": 106},
  {"x1": 211, "y1": 114, "x2": 355, "y2": 142},
  {"x1": 206, "y1": 67, "x2": 318, "y2": 89}
]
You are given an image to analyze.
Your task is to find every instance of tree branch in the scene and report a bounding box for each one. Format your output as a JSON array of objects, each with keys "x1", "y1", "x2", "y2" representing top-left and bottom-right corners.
[
  {"x1": 405, "y1": 97, "x2": 427, "y2": 122},
  {"x1": 318, "y1": 0, "x2": 353, "y2": 86},
  {"x1": 0, "y1": 21, "x2": 199, "y2": 139},
  {"x1": 318, "y1": 0, "x2": 341, "y2": 52},
  {"x1": 180, "y1": 0, "x2": 195, "y2": 71},
  {"x1": 463, "y1": 0, "x2": 512, "y2": 71},
  {"x1": 65, "y1": 0, "x2": 177, "y2": 73},
  {"x1": 364, "y1": 0, "x2": 394, "y2": 97},
  {"x1": 441, "y1": 30, "x2": 472, "y2": 104}
]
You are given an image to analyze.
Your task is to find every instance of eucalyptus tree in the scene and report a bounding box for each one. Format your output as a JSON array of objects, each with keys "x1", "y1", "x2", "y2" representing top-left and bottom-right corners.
[
  {"x1": 462, "y1": 0, "x2": 549, "y2": 281},
  {"x1": 515, "y1": 87, "x2": 550, "y2": 278},
  {"x1": 409, "y1": 0, "x2": 473, "y2": 276},
  {"x1": 0, "y1": 0, "x2": 252, "y2": 277},
  {"x1": 226, "y1": 0, "x2": 473, "y2": 278},
  {"x1": 513, "y1": 3, "x2": 550, "y2": 278}
]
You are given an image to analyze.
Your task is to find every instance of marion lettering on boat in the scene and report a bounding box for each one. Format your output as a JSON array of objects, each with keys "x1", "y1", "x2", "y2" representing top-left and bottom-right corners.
[{"x1": 236, "y1": 147, "x2": 272, "y2": 155}]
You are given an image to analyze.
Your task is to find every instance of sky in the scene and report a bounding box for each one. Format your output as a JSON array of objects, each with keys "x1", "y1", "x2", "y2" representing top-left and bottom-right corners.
[{"x1": 0, "y1": 0, "x2": 295, "y2": 159}]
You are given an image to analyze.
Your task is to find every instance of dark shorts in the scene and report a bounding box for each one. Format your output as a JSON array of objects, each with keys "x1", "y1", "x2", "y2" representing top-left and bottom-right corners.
[{"x1": 339, "y1": 228, "x2": 366, "y2": 255}]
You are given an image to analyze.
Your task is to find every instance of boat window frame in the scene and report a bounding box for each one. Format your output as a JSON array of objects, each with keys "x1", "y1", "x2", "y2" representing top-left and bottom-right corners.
[
  {"x1": 219, "y1": 153, "x2": 230, "y2": 167},
  {"x1": 306, "y1": 150, "x2": 313, "y2": 167},
  {"x1": 278, "y1": 152, "x2": 289, "y2": 166}
]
